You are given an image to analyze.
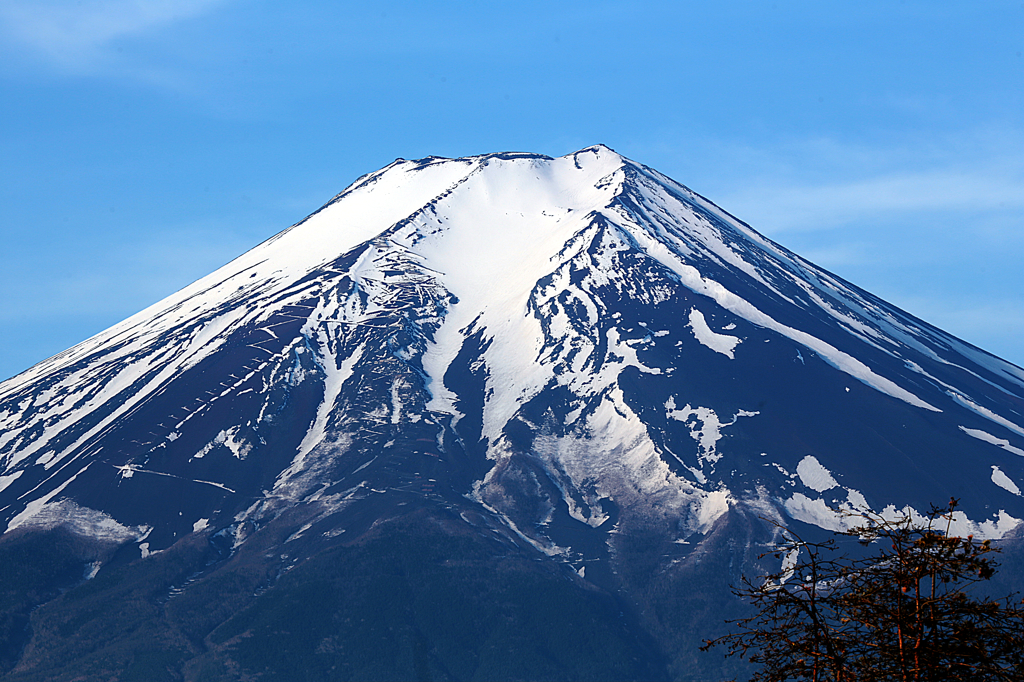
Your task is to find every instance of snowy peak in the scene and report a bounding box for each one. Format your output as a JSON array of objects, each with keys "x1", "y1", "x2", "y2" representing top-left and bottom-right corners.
[{"x1": 1, "y1": 146, "x2": 1023, "y2": 566}]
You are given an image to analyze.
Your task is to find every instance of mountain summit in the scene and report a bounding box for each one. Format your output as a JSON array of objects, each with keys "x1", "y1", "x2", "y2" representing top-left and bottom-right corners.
[{"x1": 1, "y1": 145, "x2": 1022, "y2": 680}]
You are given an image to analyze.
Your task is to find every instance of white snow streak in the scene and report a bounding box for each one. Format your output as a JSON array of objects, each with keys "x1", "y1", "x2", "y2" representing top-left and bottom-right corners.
[
  {"x1": 292, "y1": 343, "x2": 364, "y2": 472},
  {"x1": 959, "y1": 426, "x2": 1024, "y2": 456},
  {"x1": 949, "y1": 392, "x2": 1024, "y2": 437},
  {"x1": 0, "y1": 471, "x2": 23, "y2": 494}
]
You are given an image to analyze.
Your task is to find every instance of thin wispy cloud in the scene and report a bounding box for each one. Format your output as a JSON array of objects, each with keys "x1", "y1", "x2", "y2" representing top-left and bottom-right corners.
[
  {"x1": 722, "y1": 168, "x2": 1024, "y2": 235},
  {"x1": 702, "y1": 132, "x2": 1024, "y2": 236},
  {"x1": 0, "y1": 221, "x2": 259, "y2": 321},
  {"x1": 0, "y1": 0, "x2": 228, "y2": 73}
]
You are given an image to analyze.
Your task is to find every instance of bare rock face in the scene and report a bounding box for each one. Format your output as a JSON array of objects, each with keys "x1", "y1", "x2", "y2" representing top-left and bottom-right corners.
[{"x1": 1, "y1": 145, "x2": 1022, "y2": 680}]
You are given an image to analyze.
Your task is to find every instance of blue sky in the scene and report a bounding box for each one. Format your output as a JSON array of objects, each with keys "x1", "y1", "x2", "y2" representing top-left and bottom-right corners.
[{"x1": 1, "y1": 0, "x2": 1021, "y2": 380}]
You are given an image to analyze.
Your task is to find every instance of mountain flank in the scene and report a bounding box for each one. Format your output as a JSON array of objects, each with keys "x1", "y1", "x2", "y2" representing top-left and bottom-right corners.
[{"x1": 1, "y1": 145, "x2": 1022, "y2": 680}]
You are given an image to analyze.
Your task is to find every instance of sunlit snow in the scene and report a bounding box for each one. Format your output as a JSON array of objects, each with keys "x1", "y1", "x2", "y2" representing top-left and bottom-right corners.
[
  {"x1": 991, "y1": 466, "x2": 1021, "y2": 496},
  {"x1": 950, "y1": 394, "x2": 1024, "y2": 438},
  {"x1": 960, "y1": 426, "x2": 1024, "y2": 457},
  {"x1": 687, "y1": 308, "x2": 741, "y2": 358},
  {"x1": 796, "y1": 455, "x2": 839, "y2": 493}
]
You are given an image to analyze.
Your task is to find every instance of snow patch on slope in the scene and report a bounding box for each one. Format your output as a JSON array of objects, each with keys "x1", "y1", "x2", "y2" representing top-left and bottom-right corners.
[
  {"x1": 529, "y1": 386, "x2": 732, "y2": 537},
  {"x1": 784, "y1": 491, "x2": 1022, "y2": 539},
  {"x1": 796, "y1": 455, "x2": 839, "y2": 492},
  {"x1": 687, "y1": 308, "x2": 741, "y2": 358},
  {"x1": 992, "y1": 466, "x2": 1021, "y2": 496},
  {"x1": 194, "y1": 426, "x2": 251, "y2": 461},
  {"x1": 8, "y1": 496, "x2": 148, "y2": 544},
  {"x1": 665, "y1": 397, "x2": 758, "y2": 468}
]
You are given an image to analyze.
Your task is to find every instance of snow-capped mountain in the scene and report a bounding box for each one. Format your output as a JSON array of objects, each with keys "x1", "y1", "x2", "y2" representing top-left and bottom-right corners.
[{"x1": 1, "y1": 145, "x2": 1022, "y2": 681}]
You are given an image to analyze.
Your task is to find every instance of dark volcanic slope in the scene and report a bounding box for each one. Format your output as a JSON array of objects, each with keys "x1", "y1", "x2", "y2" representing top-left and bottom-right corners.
[{"x1": 0, "y1": 145, "x2": 1022, "y2": 680}]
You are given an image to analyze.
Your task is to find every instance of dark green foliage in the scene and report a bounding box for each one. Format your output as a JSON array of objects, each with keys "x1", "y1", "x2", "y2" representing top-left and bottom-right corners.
[
  {"x1": 0, "y1": 510, "x2": 665, "y2": 681},
  {"x1": 0, "y1": 529, "x2": 99, "y2": 673},
  {"x1": 0, "y1": 530, "x2": 218, "y2": 682},
  {"x1": 704, "y1": 499, "x2": 1024, "y2": 681},
  {"x1": 207, "y1": 519, "x2": 663, "y2": 681},
  {"x1": 119, "y1": 648, "x2": 187, "y2": 682}
]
